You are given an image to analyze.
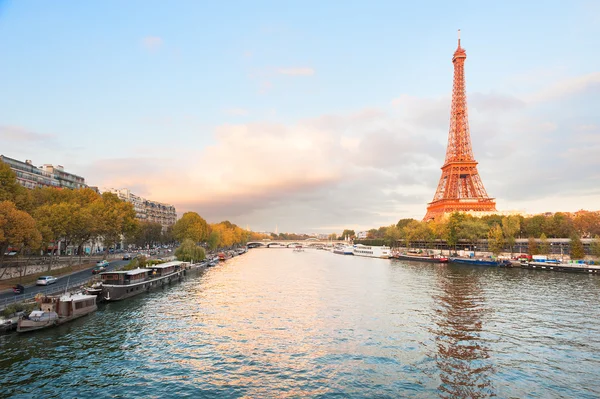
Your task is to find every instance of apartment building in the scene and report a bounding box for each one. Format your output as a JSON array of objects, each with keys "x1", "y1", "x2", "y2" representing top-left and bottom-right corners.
[
  {"x1": 105, "y1": 188, "x2": 177, "y2": 230},
  {"x1": 1, "y1": 155, "x2": 87, "y2": 190}
]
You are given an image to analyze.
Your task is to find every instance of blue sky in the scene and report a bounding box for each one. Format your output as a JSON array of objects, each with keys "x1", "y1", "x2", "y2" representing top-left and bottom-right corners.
[{"x1": 1, "y1": 1, "x2": 599, "y2": 233}]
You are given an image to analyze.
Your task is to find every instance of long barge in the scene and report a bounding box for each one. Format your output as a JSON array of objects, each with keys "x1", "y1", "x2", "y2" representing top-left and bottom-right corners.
[
  {"x1": 394, "y1": 253, "x2": 448, "y2": 263},
  {"x1": 520, "y1": 261, "x2": 600, "y2": 274},
  {"x1": 449, "y1": 257, "x2": 511, "y2": 267},
  {"x1": 100, "y1": 261, "x2": 187, "y2": 301}
]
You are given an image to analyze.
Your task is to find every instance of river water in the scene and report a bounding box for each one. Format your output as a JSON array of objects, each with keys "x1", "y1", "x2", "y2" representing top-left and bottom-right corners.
[{"x1": 1, "y1": 248, "x2": 600, "y2": 398}]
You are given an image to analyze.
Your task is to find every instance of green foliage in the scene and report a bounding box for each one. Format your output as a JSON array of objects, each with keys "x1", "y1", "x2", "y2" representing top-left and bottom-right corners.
[
  {"x1": 569, "y1": 235, "x2": 585, "y2": 259},
  {"x1": 207, "y1": 230, "x2": 220, "y2": 250},
  {"x1": 591, "y1": 235, "x2": 600, "y2": 258},
  {"x1": 528, "y1": 236, "x2": 539, "y2": 255},
  {"x1": 502, "y1": 215, "x2": 521, "y2": 254},
  {"x1": 396, "y1": 218, "x2": 416, "y2": 230},
  {"x1": 340, "y1": 229, "x2": 355, "y2": 240},
  {"x1": 487, "y1": 224, "x2": 505, "y2": 255},
  {"x1": 175, "y1": 239, "x2": 206, "y2": 262},
  {"x1": 354, "y1": 239, "x2": 389, "y2": 247}
]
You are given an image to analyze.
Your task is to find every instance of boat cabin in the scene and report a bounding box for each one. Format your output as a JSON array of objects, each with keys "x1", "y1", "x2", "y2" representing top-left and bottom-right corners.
[
  {"x1": 148, "y1": 261, "x2": 186, "y2": 277},
  {"x1": 38, "y1": 293, "x2": 97, "y2": 317},
  {"x1": 100, "y1": 269, "x2": 151, "y2": 285}
]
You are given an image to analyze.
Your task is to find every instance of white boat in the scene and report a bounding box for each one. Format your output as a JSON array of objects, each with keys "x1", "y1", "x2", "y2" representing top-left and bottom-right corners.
[
  {"x1": 333, "y1": 245, "x2": 354, "y2": 255},
  {"x1": 352, "y1": 244, "x2": 391, "y2": 259},
  {"x1": 17, "y1": 293, "x2": 98, "y2": 333}
]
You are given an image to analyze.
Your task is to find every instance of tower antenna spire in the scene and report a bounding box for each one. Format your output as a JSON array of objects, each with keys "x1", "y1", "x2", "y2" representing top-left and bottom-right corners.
[{"x1": 458, "y1": 29, "x2": 461, "y2": 47}]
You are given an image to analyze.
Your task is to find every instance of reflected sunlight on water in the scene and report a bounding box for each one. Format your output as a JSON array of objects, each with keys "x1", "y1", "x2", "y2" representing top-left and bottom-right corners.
[{"x1": 2, "y1": 249, "x2": 600, "y2": 398}]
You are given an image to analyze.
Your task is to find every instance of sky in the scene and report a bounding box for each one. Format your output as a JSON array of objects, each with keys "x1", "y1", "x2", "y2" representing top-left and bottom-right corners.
[{"x1": 1, "y1": 1, "x2": 599, "y2": 234}]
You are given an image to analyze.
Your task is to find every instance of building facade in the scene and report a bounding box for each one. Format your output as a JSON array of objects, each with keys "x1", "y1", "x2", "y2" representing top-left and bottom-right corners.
[
  {"x1": 1, "y1": 155, "x2": 60, "y2": 189},
  {"x1": 105, "y1": 188, "x2": 177, "y2": 230},
  {"x1": 40, "y1": 164, "x2": 86, "y2": 189}
]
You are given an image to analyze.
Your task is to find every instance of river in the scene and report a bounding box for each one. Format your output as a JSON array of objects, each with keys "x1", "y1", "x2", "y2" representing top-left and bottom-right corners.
[{"x1": 1, "y1": 248, "x2": 600, "y2": 398}]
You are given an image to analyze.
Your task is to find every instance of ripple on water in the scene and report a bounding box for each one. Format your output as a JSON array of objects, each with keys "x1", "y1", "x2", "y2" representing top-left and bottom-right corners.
[{"x1": 2, "y1": 251, "x2": 600, "y2": 398}]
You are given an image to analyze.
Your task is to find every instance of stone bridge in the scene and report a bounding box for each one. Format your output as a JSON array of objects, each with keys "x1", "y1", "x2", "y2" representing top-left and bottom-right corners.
[{"x1": 247, "y1": 239, "x2": 348, "y2": 248}]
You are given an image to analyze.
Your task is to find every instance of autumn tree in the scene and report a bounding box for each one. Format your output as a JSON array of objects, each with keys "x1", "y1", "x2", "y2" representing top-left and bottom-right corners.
[
  {"x1": 95, "y1": 192, "x2": 137, "y2": 254},
  {"x1": 0, "y1": 160, "x2": 32, "y2": 211},
  {"x1": 528, "y1": 237, "x2": 539, "y2": 255},
  {"x1": 569, "y1": 234, "x2": 585, "y2": 260},
  {"x1": 173, "y1": 212, "x2": 210, "y2": 243},
  {"x1": 502, "y1": 215, "x2": 521, "y2": 255},
  {"x1": 487, "y1": 224, "x2": 505, "y2": 256},
  {"x1": 0, "y1": 201, "x2": 42, "y2": 278},
  {"x1": 539, "y1": 233, "x2": 550, "y2": 255}
]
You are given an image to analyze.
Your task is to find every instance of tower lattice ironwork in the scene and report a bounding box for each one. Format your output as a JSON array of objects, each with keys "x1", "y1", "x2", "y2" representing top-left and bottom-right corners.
[{"x1": 424, "y1": 31, "x2": 496, "y2": 221}]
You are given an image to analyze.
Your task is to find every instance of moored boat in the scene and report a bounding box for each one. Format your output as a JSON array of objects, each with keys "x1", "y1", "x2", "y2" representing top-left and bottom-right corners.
[
  {"x1": 353, "y1": 244, "x2": 391, "y2": 259},
  {"x1": 100, "y1": 261, "x2": 187, "y2": 302},
  {"x1": 395, "y1": 253, "x2": 448, "y2": 263},
  {"x1": 449, "y1": 257, "x2": 511, "y2": 267},
  {"x1": 17, "y1": 293, "x2": 97, "y2": 333},
  {"x1": 333, "y1": 245, "x2": 354, "y2": 255}
]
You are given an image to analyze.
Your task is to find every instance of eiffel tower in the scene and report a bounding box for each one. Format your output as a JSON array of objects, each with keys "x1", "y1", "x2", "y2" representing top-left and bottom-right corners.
[{"x1": 424, "y1": 31, "x2": 496, "y2": 221}]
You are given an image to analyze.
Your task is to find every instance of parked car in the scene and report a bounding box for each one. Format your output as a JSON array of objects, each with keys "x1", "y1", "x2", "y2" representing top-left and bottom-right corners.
[
  {"x1": 122, "y1": 254, "x2": 131, "y2": 260},
  {"x1": 92, "y1": 265, "x2": 106, "y2": 274},
  {"x1": 96, "y1": 260, "x2": 109, "y2": 267},
  {"x1": 36, "y1": 276, "x2": 58, "y2": 286}
]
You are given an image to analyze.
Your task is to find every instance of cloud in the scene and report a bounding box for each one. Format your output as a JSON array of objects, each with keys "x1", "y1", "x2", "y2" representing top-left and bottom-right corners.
[
  {"x1": 142, "y1": 36, "x2": 164, "y2": 52},
  {"x1": 79, "y1": 69, "x2": 600, "y2": 232},
  {"x1": 526, "y1": 71, "x2": 600, "y2": 102},
  {"x1": 277, "y1": 67, "x2": 315, "y2": 76},
  {"x1": 0, "y1": 125, "x2": 55, "y2": 142},
  {"x1": 223, "y1": 108, "x2": 250, "y2": 117}
]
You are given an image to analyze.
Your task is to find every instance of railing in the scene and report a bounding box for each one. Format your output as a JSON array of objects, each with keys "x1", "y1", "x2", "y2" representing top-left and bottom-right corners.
[{"x1": 0, "y1": 274, "x2": 100, "y2": 311}]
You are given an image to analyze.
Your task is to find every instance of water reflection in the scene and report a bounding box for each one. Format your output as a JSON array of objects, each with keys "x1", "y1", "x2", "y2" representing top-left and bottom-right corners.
[{"x1": 432, "y1": 266, "x2": 495, "y2": 398}]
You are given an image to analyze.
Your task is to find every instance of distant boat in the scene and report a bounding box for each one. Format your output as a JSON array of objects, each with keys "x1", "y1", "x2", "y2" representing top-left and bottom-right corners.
[
  {"x1": 395, "y1": 252, "x2": 448, "y2": 263},
  {"x1": 352, "y1": 244, "x2": 390, "y2": 259},
  {"x1": 449, "y1": 257, "x2": 511, "y2": 267},
  {"x1": 333, "y1": 245, "x2": 354, "y2": 255}
]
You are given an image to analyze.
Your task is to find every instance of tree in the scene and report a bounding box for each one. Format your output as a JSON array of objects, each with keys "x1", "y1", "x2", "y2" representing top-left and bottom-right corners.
[
  {"x1": 458, "y1": 218, "x2": 488, "y2": 255},
  {"x1": 502, "y1": 215, "x2": 521, "y2": 255},
  {"x1": 327, "y1": 233, "x2": 337, "y2": 241},
  {"x1": 207, "y1": 230, "x2": 220, "y2": 250},
  {"x1": 175, "y1": 239, "x2": 206, "y2": 262},
  {"x1": 539, "y1": 233, "x2": 549, "y2": 255},
  {"x1": 340, "y1": 229, "x2": 355, "y2": 240},
  {"x1": 396, "y1": 218, "x2": 416, "y2": 230},
  {"x1": 384, "y1": 225, "x2": 401, "y2": 247},
  {"x1": 590, "y1": 235, "x2": 600, "y2": 258},
  {"x1": 442, "y1": 212, "x2": 465, "y2": 253},
  {"x1": 487, "y1": 224, "x2": 505, "y2": 256},
  {"x1": 0, "y1": 160, "x2": 32, "y2": 211},
  {"x1": 172, "y1": 212, "x2": 210, "y2": 243},
  {"x1": 95, "y1": 192, "x2": 137, "y2": 253},
  {"x1": 0, "y1": 201, "x2": 42, "y2": 278},
  {"x1": 528, "y1": 236, "x2": 539, "y2": 255},
  {"x1": 569, "y1": 234, "x2": 585, "y2": 260}
]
